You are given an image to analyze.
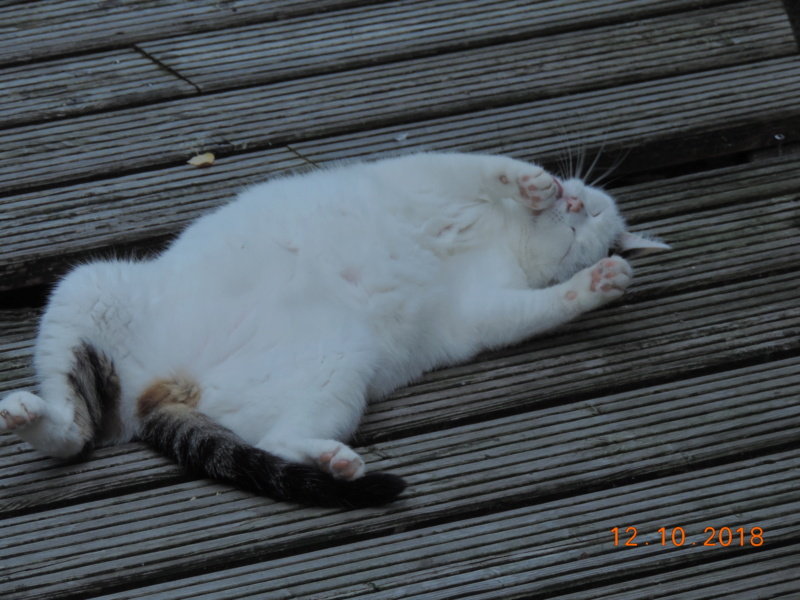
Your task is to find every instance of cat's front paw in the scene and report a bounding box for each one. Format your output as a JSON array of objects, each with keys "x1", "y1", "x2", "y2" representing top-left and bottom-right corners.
[
  {"x1": 318, "y1": 444, "x2": 365, "y2": 480},
  {"x1": 0, "y1": 391, "x2": 45, "y2": 432},
  {"x1": 564, "y1": 256, "x2": 632, "y2": 310},
  {"x1": 516, "y1": 169, "x2": 559, "y2": 213},
  {"x1": 498, "y1": 166, "x2": 559, "y2": 213}
]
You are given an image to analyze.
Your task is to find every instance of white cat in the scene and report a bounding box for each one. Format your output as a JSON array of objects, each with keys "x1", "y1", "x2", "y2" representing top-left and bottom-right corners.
[{"x1": 0, "y1": 152, "x2": 668, "y2": 507}]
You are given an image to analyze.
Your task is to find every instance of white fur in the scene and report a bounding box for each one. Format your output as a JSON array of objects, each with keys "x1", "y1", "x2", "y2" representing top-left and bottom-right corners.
[{"x1": 1, "y1": 152, "x2": 648, "y2": 477}]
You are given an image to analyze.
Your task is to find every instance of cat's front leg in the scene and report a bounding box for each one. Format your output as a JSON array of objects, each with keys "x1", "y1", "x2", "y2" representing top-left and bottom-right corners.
[{"x1": 456, "y1": 256, "x2": 632, "y2": 351}]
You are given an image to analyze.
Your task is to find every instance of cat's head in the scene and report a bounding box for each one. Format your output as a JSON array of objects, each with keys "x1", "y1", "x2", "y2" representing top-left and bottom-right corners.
[{"x1": 525, "y1": 176, "x2": 669, "y2": 284}]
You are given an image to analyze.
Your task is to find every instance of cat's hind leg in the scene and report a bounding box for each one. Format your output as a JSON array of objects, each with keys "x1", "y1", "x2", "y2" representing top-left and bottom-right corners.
[
  {"x1": 0, "y1": 389, "x2": 89, "y2": 458},
  {"x1": 256, "y1": 436, "x2": 366, "y2": 480},
  {"x1": 254, "y1": 393, "x2": 369, "y2": 481},
  {"x1": 255, "y1": 437, "x2": 367, "y2": 480},
  {"x1": 0, "y1": 340, "x2": 123, "y2": 458}
]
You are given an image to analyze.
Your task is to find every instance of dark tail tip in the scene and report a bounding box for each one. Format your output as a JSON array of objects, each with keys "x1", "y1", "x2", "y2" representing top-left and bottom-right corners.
[
  {"x1": 331, "y1": 471, "x2": 407, "y2": 508},
  {"x1": 259, "y1": 460, "x2": 407, "y2": 509}
]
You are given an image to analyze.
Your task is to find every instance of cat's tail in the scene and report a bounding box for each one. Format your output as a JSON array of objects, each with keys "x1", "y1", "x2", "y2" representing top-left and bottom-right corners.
[{"x1": 135, "y1": 379, "x2": 406, "y2": 509}]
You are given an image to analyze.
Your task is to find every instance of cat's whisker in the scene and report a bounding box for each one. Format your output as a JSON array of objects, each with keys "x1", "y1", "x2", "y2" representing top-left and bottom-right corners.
[
  {"x1": 552, "y1": 120, "x2": 576, "y2": 180},
  {"x1": 574, "y1": 138, "x2": 587, "y2": 181},
  {"x1": 583, "y1": 130, "x2": 613, "y2": 183},
  {"x1": 590, "y1": 148, "x2": 632, "y2": 188}
]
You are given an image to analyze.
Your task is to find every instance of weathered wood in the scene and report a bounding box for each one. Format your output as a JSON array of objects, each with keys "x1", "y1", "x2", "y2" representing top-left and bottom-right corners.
[
  {"x1": 0, "y1": 310, "x2": 37, "y2": 393},
  {"x1": 1, "y1": 44, "x2": 797, "y2": 197},
  {"x1": 287, "y1": 56, "x2": 800, "y2": 168},
  {"x1": 0, "y1": 0, "x2": 379, "y2": 66},
  {"x1": 553, "y1": 545, "x2": 800, "y2": 599},
  {"x1": 140, "y1": 0, "x2": 788, "y2": 91},
  {"x1": 1, "y1": 131, "x2": 799, "y2": 295},
  {"x1": 1, "y1": 276, "x2": 797, "y2": 512},
  {"x1": 1, "y1": 0, "x2": 798, "y2": 597},
  {"x1": 1, "y1": 382, "x2": 796, "y2": 598},
  {"x1": 0, "y1": 50, "x2": 197, "y2": 129},
  {"x1": 99, "y1": 543, "x2": 800, "y2": 599},
  {"x1": 0, "y1": 148, "x2": 306, "y2": 291},
  {"x1": 91, "y1": 454, "x2": 800, "y2": 599},
  {"x1": 362, "y1": 272, "x2": 800, "y2": 438}
]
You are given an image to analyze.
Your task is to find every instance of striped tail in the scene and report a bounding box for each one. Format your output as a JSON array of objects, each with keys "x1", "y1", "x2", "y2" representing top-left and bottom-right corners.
[{"x1": 136, "y1": 379, "x2": 406, "y2": 508}]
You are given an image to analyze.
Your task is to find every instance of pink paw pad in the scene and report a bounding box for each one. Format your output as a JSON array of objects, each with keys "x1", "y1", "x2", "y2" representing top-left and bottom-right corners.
[
  {"x1": 0, "y1": 402, "x2": 37, "y2": 430},
  {"x1": 318, "y1": 445, "x2": 365, "y2": 480},
  {"x1": 517, "y1": 175, "x2": 542, "y2": 201},
  {"x1": 587, "y1": 258, "x2": 631, "y2": 296}
]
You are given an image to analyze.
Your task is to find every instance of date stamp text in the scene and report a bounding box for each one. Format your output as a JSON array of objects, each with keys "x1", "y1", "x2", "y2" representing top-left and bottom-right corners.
[{"x1": 612, "y1": 526, "x2": 764, "y2": 547}]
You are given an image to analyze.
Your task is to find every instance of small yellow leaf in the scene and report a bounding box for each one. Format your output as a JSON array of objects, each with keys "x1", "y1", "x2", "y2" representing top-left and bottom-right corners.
[{"x1": 188, "y1": 152, "x2": 215, "y2": 167}]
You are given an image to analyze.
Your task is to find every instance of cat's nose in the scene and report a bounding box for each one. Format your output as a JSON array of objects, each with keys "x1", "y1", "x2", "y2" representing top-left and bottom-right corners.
[{"x1": 566, "y1": 196, "x2": 584, "y2": 213}]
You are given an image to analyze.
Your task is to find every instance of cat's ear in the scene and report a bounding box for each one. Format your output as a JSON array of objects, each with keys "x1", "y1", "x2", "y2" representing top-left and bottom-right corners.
[{"x1": 615, "y1": 231, "x2": 671, "y2": 259}]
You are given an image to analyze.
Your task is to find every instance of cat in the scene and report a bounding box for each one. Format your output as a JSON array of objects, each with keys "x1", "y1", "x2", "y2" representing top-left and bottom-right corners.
[{"x1": 0, "y1": 152, "x2": 668, "y2": 508}]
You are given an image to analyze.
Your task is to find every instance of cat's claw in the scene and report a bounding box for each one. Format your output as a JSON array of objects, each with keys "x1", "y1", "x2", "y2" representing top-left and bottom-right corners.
[
  {"x1": 318, "y1": 444, "x2": 365, "y2": 480},
  {"x1": 0, "y1": 391, "x2": 44, "y2": 432}
]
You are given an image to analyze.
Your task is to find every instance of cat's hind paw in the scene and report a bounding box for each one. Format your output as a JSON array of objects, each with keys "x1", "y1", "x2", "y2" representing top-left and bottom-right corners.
[
  {"x1": 318, "y1": 444, "x2": 365, "y2": 480},
  {"x1": 0, "y1": 391, "x2": 45, "y2": 432}
]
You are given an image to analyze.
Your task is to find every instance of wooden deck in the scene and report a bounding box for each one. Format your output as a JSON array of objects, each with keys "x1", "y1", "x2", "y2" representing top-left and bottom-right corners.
[{"x1": 1, "y1": 0, "x2": 799, "y2": 597}]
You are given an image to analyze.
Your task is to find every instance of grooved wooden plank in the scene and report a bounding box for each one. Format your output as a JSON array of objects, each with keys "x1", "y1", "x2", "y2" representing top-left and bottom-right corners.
[
  {"x1": 361, "y1": 271, "x2": 800, "y2": 438},
  {"x1": 1, "y1": 35, "x2": 797, "y2": 197},
  {"x1": 287, "y1": 56, "x2": 800, "y2": 167},
  {"x1": 141, "y1": 0, "x2": 781, "y2": 91},
  {"x1": 0, "y1": 309, "x2": 38, "y2": 393},
  {"x1": 0, "y1": 0, "x2": 378, "y2": 66},
  {"x1": 1, "y1": 273, "x2": 797, "y2": 512},
  {"x1": 1, "y1": 371, "x2": 797, "y2": 599},
  {"x1": 552, "y1": 546, "x2": 800, "y2": 600},
  {"x1": 2, "y1": 0, "x2": 797, "y2": 598},
  {"x1": 91, "y1": 453, "x2": 800, "y2": 599},
  {"x1": 0, "y1": 50, "x2": 197, "y2": 129},
  {"x1": 0, "y1": 148, "x2": 306, "y2": 291},
  {"x1": 1, "y1": 141, "x2": 799, "y2": 292}
]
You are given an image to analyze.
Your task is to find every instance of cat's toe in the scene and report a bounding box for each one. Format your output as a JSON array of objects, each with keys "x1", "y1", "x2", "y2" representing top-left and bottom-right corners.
[
  {"x1": 515, "y1": 170, "x2": 559, "y2": 212},
  {"x1": 0, "y1": 392, "x2": 44, "y2": 432},
  {"x1": 317, "y1": 445, "x2": 365, "y2": 480}
]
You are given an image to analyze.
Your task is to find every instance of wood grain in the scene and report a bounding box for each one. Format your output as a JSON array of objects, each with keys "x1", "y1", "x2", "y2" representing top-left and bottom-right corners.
[
  {"x1": 141, "y1": 0, "x2": 780, "y2": 91},
  {"x1": 2, "y1": 0, "x2": 799, "y2": 597},
  {"x1": 0, "y1": 50, "x2": 197, "y2": 129},
  {"x1": 0, "y1": 34, "x2": 795, "y2": 196},
  {"x1": 90, "y1": 450, "x2": 800, "y2": 599},
  {"x1": 1, "y1": 368, "x2": 796, "y2": 598},
  {"x1": 1, "y1": 145, "x2": 797, "y2": 292},
  {"x1": 0, "y1": 0, "x2": 378, "y2": 66},
  {"x1": 1, "y1": 274, "x2": 797, "y2": 513}
]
